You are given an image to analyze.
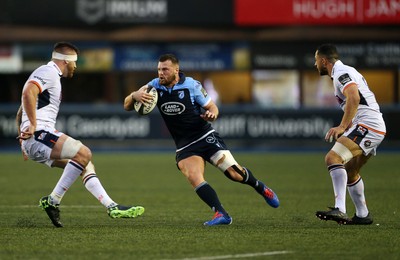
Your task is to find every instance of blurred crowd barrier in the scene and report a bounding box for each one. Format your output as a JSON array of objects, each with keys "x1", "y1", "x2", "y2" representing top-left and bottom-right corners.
[{"x1": 1, "y1": 104, "x2": 399, "y2": 151}]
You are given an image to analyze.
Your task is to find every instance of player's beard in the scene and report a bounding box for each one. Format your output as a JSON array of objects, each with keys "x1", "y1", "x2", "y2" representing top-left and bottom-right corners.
[
  {"x1": 65, "y1": 64, "x2": 75, "y2": 78},
  {"x1": 159, "y1": 74, "x2": 176, "y2": 87},
  {"x1": 319, "y1": 65, "x2": 328, "y2": 76}
]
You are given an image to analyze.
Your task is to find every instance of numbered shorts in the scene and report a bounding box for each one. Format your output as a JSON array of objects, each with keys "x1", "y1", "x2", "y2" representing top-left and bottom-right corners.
[
  {"x1": 343, "y1": 123, "x2": 385, "y2": 156},
  {"x1": 21, "y1": 126, "x2": 63, "y2": 167}
]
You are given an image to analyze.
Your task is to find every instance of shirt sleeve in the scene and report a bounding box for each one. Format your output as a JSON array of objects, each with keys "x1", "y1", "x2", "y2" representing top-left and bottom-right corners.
[
  {"x1": 28, "y1": 67, "x2": 55, "y2": 93},
  {"x1": 193, "y1": 81, "x2": 211, "y2": 107},
  {"x1": 335, "y1": 71, "x2": 356, "y2": 94}
]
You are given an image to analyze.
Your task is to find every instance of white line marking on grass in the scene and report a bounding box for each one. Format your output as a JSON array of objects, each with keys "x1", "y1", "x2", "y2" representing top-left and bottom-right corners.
[
  {"x1": 164, "y1": 250, "x2": 292, "y2": 260},
  {"x1": 0, "y1": 205, "x2": 103, "y2": 208}
]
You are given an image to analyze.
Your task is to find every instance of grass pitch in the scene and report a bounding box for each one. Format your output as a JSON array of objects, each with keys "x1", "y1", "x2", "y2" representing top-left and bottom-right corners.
[{"x1": 0, "y1": 151, "x2": 399, "y2": 259}]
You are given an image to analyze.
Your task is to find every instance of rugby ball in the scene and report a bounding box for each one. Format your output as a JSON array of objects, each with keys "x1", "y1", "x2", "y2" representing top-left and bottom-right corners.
[{"x1": 134, "y1": 85, "x2": 158, "y2": 115}]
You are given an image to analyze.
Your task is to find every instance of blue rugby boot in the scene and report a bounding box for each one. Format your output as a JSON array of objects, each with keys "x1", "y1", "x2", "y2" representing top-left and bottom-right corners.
[
  {"x1": 204, "y1": 211, "x2": 232, "y2": 226},
  {"x1": 262, "y1": 185, "x2": 280, "y2": 208}
]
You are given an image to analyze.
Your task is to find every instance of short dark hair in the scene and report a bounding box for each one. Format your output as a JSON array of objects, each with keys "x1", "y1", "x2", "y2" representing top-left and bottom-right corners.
[
  {"x1": 316, "y1": 44, "x2": 339, "y2": 63},
  {"x1": 159, "y1": 53, "x2": 179, "y2": 64},
  {"x1": 53, "y1": 41, "x2": 79, "y2": 54}
]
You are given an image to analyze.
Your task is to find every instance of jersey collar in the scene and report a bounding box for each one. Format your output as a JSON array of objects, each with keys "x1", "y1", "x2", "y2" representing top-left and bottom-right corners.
[
  {"x1": 48, "y1": 61, "x2": 63, "y2": 77},
  {"x1": 177, "y1": 71, "x2": 186, "y2": 84},
  {"x1": 331, "y1": 60, "x2": 343, "y2": 80}
]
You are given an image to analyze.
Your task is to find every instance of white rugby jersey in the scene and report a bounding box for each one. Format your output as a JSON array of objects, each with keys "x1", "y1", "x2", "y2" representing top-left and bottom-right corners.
[
  {"x1": 20, "y1": 61, "x2": 63, "y2": 131},
  {"x1": 331, "y1": 60, "x2": 386, "y2": 133}
]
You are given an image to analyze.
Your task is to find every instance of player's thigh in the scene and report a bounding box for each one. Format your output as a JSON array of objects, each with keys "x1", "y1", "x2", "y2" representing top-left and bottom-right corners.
[
  {"x1": 178, "y1": 155, "x2": 205, "y2": 177},
  {"x1": 51, "y1": 134, "x2": 90, "y2": 163},
  {"x1": 326, "y1": 136, "x2": 362, "y2": 163},
  {"x1": 338, "y1": 136, "x2": 364, "y2": 157},
  {"x1": 21, "y1": 128, "x2": 63, "y2": 167}
]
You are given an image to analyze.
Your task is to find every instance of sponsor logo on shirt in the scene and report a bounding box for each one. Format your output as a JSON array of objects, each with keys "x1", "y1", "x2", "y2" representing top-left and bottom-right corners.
[
  {"x1": 34, "y1": 76, "x2": 47, "y2": 86},
  {"x1": 161, "y1": 102, "x2": 185, "y2": 115}
]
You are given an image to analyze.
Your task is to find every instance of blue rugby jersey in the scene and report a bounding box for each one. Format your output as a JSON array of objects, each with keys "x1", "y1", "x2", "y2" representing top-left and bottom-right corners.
[{"x1": 148, "y1": 72, "x2": 214, "y2": 149}]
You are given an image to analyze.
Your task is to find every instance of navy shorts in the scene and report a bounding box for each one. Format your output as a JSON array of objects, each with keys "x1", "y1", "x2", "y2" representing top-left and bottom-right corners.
[{"x1": 176, "y1": 131, "x2": 228, "y2": 164}]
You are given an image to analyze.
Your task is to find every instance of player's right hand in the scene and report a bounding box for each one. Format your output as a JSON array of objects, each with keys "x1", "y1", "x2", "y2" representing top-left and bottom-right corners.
[{"x1": 19, "y1": 125, "x2": 35, "y2": 140}]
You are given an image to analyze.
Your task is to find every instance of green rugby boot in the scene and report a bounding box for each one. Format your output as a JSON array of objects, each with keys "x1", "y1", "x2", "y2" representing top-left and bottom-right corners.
[{"x1": 107, "y1": 205, "x2": 145, "y2": 219}]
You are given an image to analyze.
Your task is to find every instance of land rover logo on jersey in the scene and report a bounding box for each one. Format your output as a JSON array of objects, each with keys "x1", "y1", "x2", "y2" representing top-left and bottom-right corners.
[
  {"x1": 77, "y1": 0, "x2": 105, "y2": 25},
  {"x1": 161, "y1": 102, "x2": 185, "y2": 115}
]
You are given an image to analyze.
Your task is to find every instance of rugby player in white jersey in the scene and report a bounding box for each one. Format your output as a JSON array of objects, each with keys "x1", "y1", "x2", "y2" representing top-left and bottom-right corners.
[
  {"x1": 314, "y1": 44, "x2": 386, "y2": 225},
  {"x1": 17, "y1": 42, "x2": 144, "y2": 227}
]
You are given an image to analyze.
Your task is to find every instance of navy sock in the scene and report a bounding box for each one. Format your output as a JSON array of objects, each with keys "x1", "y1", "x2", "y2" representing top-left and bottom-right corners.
[
  {"x1": 195, "y1": 182, "x2": 229, "y2": 216},
  {"x1": 243, "y1": 167, "x2": 265, "y2": 195}
]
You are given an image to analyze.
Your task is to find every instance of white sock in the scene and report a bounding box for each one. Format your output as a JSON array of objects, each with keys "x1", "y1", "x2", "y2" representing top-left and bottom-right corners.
[
  {"x1": 328, "y1": 164, "x2": 347, "y2": 213},
  {"x1": 50, "y1": 160, "x2": 84, "y2": 205},
  {"x1": 82, "y1": 165, "x2": 117, "y2": 208},
  {"x1": 348, "y1": 177, "x2": 368, "y2": 218}
]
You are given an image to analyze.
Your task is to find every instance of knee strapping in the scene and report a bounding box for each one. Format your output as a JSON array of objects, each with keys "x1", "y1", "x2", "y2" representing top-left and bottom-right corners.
[
  {"x1": 61, "y1": 137, "x2": 82, "y2": 159},
  {"x1": 210, "y1": 150, "x2": 238, "y2": 172},
  {"x1": 331, "y1": 142, "x2": 353, "y2": 164}
]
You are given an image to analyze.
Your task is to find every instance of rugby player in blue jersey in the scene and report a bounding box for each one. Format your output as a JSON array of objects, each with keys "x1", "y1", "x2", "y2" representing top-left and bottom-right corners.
[{"x1": 124, "y1": 54, "x2": 279, "y2": 226}]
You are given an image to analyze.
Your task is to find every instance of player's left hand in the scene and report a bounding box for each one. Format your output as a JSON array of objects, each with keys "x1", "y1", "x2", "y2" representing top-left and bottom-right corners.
[{"x1": 200, "y1": 110, "x2": 217, "y2": 122}]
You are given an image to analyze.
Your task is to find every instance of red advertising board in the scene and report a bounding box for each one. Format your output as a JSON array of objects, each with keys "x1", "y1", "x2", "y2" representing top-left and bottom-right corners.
[{"x1": 235, "y1": 0, "x2": 400, "y2": 25}]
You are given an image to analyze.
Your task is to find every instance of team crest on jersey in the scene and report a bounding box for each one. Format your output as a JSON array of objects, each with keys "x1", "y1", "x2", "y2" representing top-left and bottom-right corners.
[
  {"x1": 178, "y1": 91, "x2": 184, "y2": 99},
  {"x1": 364, "y1": 140, "x2": 372, "y2": 147},
  {"x1": 160, "y1": 91, "x2": 164, "y2": 97},
  {"x1": 338, "y1": 73, "x2": 352, "y2": 86}
]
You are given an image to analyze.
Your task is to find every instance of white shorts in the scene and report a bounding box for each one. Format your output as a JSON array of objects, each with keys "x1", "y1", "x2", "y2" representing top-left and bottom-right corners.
[
  {"x1": 21, "y1": 126, "x2": 64, "y2": 167},
  {"x1": 343, "y1": 123, "x2": 385, "y2": 156}
]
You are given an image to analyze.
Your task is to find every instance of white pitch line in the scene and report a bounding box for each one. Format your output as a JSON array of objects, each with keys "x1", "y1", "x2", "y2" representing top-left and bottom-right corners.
[
  {"x1": 164, "y1": 251, "x2": 292, "y2": 260},
  {"x1": 0, "y1": 205, "x2": 103, "y2": 208}
]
